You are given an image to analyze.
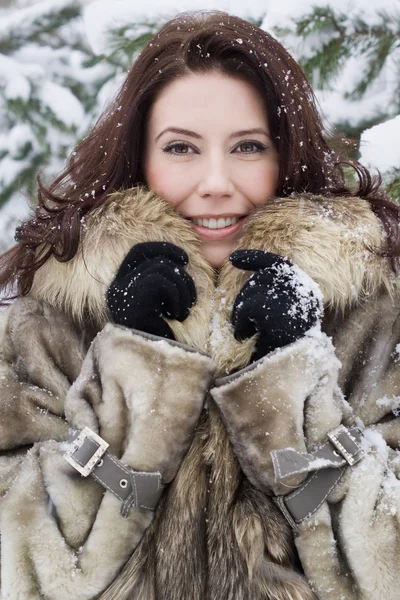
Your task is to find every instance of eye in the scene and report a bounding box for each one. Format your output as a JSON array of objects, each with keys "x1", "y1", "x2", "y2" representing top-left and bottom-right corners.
[
  {"x1": 233, "y1": 140, "x2": 267, "y2": 154},
  {"x1": 162, "y1": 142, "x2": 197, "y2": 156}
]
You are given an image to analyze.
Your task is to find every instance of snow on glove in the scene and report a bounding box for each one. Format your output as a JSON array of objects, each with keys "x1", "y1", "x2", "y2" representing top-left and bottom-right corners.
[
  {"x1": 230, "y1": 250, "x2": 322, "y2": 361},
  {"x1": 107, "y1": 241, "x2": 197, "y2": 339}
]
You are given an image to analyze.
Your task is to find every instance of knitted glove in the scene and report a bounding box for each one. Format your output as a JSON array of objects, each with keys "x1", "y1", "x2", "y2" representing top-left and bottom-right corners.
[
  {"x1": 107, "y1": 241, "x2": 196, "y2": 339},
  {"x1": 230, "y1": 250, "x2": 322, "y2": 361}
]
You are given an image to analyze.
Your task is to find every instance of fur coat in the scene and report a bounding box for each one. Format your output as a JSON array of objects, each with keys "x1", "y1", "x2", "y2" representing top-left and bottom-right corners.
[{"x1": 0, "y1": 188, "x2": 399, "y2": 600}]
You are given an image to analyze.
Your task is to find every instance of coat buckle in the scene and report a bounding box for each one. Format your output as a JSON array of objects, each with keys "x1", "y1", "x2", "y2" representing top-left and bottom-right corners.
[{"x1": 63, "y1": 427, "x2": 109, "y2": 477}]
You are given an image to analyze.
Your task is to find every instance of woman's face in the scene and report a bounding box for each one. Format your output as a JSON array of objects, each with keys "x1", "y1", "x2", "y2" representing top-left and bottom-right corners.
[{"x1": 144, "y1": 72, "x2": 279, "y2": 268}]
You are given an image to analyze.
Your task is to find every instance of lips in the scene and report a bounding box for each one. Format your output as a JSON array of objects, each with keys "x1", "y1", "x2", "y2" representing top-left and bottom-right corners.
[{"x1": 189, "y1": 216, "x2": 246, "y2": 239}]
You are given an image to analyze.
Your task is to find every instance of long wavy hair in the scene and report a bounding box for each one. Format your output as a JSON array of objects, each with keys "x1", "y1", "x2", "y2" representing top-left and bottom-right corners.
[{"x1": 0, "y1": 10, "x2": 399, "y2": 297}]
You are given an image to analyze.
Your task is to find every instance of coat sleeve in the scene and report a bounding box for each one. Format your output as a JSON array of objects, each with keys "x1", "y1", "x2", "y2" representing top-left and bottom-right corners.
[
  {"x1": 210, "y1": 331, "x2": 344, "y2": 495},
  {"x1": 0, "y1": 297, "x2": 87, "y2": 498},
  {"x1": 210, "y1": 328, "x2": 400, "y2": 600},
  {"x1": 0, "y1": 299, "x2": 216, "y2": 600},
  {"x1": 0, "y1": 298, "x2": 85, "y2": 450}
]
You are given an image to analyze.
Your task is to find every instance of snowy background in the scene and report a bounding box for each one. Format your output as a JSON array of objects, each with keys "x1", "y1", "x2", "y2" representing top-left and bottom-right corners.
[{"x1": 0, "y1": 0, "x2": 399, "y2": 252}]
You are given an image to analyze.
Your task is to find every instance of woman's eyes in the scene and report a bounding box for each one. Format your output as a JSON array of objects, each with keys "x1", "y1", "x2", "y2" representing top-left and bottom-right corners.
[
  {"x1": 233, "y1": 141, "x2": 267, "y2": 154},
  {"x1": 162, "y1": 140, "x2": 267, "y2": 156},
  {"x1": 162, "y1": 142, "x2": 195, "y2": 155}
]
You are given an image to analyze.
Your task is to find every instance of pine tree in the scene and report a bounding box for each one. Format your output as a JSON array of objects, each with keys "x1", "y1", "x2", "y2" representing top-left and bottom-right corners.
[
  {"x1": 268, "y1": 3, "x2": 400, "y2": 199},
  {"x1": 0, "y1": 0, "x2": 161, "y2": 249},
  {"x1": 0, "y1": 0, "x2": 119, "y2": 210}
]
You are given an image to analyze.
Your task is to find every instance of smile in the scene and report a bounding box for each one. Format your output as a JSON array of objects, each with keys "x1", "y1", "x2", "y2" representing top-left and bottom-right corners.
[
  {"x1": 189, "y1": 216, "x2": 246, "y2": 239},
  {"x1": 191, "y1": 216, "x2": 240, "y2": 229}
]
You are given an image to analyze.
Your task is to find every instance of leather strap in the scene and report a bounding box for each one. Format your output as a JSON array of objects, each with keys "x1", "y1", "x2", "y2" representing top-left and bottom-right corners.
[
  {"x1": 64, "y1": 427, "x2": 164, "y2": 518},
  {"x1": 272, "y1": 426, "x2": 364, "y2": 531}
]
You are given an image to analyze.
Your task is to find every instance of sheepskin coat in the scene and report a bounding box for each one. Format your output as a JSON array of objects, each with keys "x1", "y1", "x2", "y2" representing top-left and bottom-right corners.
[{"x1": 0, "y1": 188, "x2": 399, "y2": 600}]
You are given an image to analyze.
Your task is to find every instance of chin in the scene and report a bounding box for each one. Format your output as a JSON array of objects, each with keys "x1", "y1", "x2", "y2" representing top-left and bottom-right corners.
[{"x1": 201, "y1": 247, "x2": 231, "y2": 269}]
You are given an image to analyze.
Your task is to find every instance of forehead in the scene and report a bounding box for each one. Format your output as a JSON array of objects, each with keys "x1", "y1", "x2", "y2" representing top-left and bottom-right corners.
[{"x1": 147, "y1": 72, "x2": 269, "y2": 132}]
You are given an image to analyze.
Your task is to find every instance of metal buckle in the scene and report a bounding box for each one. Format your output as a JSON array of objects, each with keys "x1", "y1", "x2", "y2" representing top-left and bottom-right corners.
[
  {"x1": 327, "y1": 425, "x2": 364, "y2": 466},
  {"x1": 63, "y1": 427, "x2": 109, "y2": 477}
]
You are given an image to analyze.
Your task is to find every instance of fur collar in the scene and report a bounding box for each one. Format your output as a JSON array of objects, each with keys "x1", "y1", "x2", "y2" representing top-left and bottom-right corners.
[
  {"x1": 29, "y1": 189, "x2": 394, "y2": 363},
  {"x1": 211, "y1": 193, "x2": 395, "y2": 372},
  {"x1": 29, "y1": 189, "x2": 215, "y2": 352}
]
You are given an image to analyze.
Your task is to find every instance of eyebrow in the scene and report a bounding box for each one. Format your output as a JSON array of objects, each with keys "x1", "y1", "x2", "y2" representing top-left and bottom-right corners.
[{"x1": 154, "y1": 127, "x2": 271, "y2": 142}]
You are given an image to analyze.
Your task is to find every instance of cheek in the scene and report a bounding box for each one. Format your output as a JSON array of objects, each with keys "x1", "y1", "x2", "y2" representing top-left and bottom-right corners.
[
  {"x1": 145, "y1": 162, "x2": 191, "y2": 207},
  {"x1": 243, "y1": 163, "x2": 279, "y2": 206}
]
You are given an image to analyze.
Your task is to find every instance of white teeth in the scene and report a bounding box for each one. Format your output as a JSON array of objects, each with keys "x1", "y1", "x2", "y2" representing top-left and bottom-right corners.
[{"x1": 192, "y1": 216, "x2": 240, "y2": 229}]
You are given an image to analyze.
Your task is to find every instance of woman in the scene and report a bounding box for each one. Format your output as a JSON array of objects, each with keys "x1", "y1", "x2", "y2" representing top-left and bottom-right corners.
[{"x1": 0, "y1": 9, "x2": 399, "y2": 600}]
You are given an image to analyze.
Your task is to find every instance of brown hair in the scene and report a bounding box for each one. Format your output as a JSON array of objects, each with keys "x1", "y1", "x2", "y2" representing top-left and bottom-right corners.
[{"x1": 1, "y1": 9, "x2": 399, "y2": 296}]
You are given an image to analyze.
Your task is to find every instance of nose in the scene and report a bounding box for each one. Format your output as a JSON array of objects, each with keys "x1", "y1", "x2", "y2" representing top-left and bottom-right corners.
[{"x1": 197, "y1": 156, "x2": 235, "y2": 198}]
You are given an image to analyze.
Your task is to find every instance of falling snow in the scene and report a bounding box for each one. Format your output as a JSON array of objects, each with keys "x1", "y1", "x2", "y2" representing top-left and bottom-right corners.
[{"x1": 0, "y1": 0, "x2": 398, "y2": 249}]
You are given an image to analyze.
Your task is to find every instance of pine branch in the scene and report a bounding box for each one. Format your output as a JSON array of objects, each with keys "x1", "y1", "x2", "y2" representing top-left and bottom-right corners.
[
  {"x1": 303, "y1": 37, "x2": 347, "y2": 88},
  {"x1": 0, "y1": 1, "x2": 81, "y2": 54},
  {"x1": 385, "y1": 169, "x2": 400, "y2": 203},
  {"x1": 275, "y1": 7, "x2": 349, "y2": 87},
  {"x1": 103, "y1": 22, "x2": 159, "y2": 69},
  {"x1": 0, "y1": 152, "x2": 44, "y2": 207},
  {"x1": 277, "y1": 5, "x2": 400, "y2": 98},
  {"x1": 341, "y1": 10, "x2": 400, "y2": 100},
  {"x1": 333, "y1": 114, "x2": 389, "y2": 154},
  {"x1": 349, "y1": 28, "x2": 399, "y2": 99}
]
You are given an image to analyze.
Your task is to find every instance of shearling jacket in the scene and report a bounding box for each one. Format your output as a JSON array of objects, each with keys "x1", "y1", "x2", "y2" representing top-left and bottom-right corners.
[{"x1": 0, "y1": 189, "x2": 399, "y2": 600}]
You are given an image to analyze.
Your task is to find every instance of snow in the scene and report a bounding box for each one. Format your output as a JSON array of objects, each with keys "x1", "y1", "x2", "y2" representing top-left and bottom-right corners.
[
  {"x1": 0, "y1": 54, "x2": 42, "y2": 101},
  {"x1": 375, "y1": 395, "x2": 400, "y2": 416},
  {"x1": 359, "y1": 115, "x2": 400, "y2": 174},
  {"x1": 83, "y1": 0, "x2": 267, "y2": 56},
  {"x1": 274, "y1": 260, "x2": 324, "y2": 322},
  {"x1": 0, "y1": 193, "x2": 31, "y2": 253},
  {"x1": 362, "y1": 427, "x2": 390, "y2": 462},
  {"x1": 0, "y1": 0, "x2": 76, "y2": 42},
  {"x1": 37, "y1": 81, "x2": 85, "y2": 128},
  {"x1": 1, "y1": 125, "x2": 35, "y2": 157}
]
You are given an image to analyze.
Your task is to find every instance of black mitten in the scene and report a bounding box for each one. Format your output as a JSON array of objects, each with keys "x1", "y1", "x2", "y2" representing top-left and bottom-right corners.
[
  {"x1": 107, "y1": 242, "x2": 196, "y2": 339},
  {"x1": 230, "y1": 250, "x2": 322, "y2": 361}
]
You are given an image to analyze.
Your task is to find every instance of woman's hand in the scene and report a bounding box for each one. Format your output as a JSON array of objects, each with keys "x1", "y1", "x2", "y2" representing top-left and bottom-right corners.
[
  {"x1": 230, "y1": 250, "x2": 322, "y2": 361},
  {"x1": 107, "y1": 241, "x2": 197, "y2": 339}
]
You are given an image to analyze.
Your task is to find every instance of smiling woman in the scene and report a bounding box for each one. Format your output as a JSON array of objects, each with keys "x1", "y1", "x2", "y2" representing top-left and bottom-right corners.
[
  {"x1": 0, "y1": 9, "x2": 400, "y2": 600},
  {"x1": 144, "y1": 73, "x2": 279, "y2": 267}
]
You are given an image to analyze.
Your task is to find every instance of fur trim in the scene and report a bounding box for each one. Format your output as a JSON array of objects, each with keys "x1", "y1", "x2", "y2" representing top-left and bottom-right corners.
[
  {"x1": 296, "y1": 444, "x2": 400, "y2": 600},
  {"x1": 210, "y1": 334, "x2": 343, "y2": 494},
  {"x1": 99, "y1": 405, "x2": 316, "y2": 600},
  {"x1": 28, "y1": 190, "x2": 394, "y2": 370},
  {"x1": 0, "y1": 318, "x2": 216, "y2": 599},
  {"x1": 29, "y1": 188, "x2": 215, "y2": 352},
  {"x1": 0, "y1": 297, "x2": 84, "y2": 449},
  {"x1": 0, "y1": 444, "x2": 154, "y2": 600},
  {"x1": 238, "y1": 194, "x2": 393, "y2": 307},
  {"x1": 210, "y1": 194, "x2": 395, "y2": 373},
  {"x1": 65, "y1": 323, "x2": 216, "y2": 482}
]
